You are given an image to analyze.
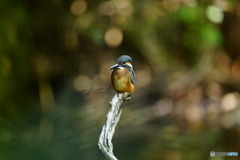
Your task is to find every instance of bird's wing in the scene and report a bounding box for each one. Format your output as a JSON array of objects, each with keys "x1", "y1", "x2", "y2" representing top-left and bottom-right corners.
[
  {"x1": 124, "y1": 65, "x2": 136, "y2": 85},
  {"x1": 130, "y1": 69, "x2": 136, "y2": 85}
]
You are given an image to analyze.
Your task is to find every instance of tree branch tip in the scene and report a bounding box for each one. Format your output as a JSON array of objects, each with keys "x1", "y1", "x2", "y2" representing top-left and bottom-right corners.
[{"x1": 98, "y1": 94, "x2": 124, "y2": 160}]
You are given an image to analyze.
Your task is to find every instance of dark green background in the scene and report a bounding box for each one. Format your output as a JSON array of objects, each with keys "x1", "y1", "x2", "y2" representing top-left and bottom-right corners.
[{"x1": 0, "y1": 0, "x2": 239, "y2": 160}]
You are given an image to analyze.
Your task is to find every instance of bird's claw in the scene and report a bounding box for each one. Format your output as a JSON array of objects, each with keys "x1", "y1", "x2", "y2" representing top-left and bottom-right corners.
[
  {"x1": 124, "y1": 97, "x2": 131, "y2": 101},
  {"x1": 117, "y1": 92, "x2": 131, "y2": 101},
  {"x1": 123, "y1": 92, "x2": 131, "y2": 101}
]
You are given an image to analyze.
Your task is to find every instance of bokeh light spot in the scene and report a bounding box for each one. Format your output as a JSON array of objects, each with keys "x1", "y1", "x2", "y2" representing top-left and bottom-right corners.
[
  {"x1": 98, "y1": 1, "x2": 116, "y2": 16},
  {"x1": 206, "y1": 6, "x2": 223, "y2": 24},
  {"x1": 71, "y1": 0, "x2": 87, "y2": 15},
  {"x1": 118, "y1": 4, "x2": 133, "y2": 16},
  {"x1": 162, "y1": 0, "x2": 181, "y2": 11},
  {"x1": 73, "y1": 75, "x2": 91, "y2": 92},
  {"x1": 114, "y1": 0, "x2": 130, "y2": 9},
  {"x1": 154, "y1": 98, "x2": 173, "y2": 116},
  {"x1": 186, "y1": 104, "x2": 203, "y2": 122},
  {"x1": 214, "y1": 0, "x2": 231, "y2": 11},
  {"x1": 76, "y1": 14, "x2": 93, "y2": 29},
  {"x1": 221, "y1": 93, "x2": 238, "y2": 112},
  {"x1": 185, "y1": 0, "x2": 197, "y2": 7},
  {"x1": 206, "y1": 82, "x2": 222, "y2": 100},
  {"x1": 105, "y1": 27, "x2": 123, "y2": 47}
]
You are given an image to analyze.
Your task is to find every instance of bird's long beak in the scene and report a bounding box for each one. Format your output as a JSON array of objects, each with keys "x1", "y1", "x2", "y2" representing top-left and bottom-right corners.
[{"x1": 108, "y1": 63, "x2": 120, "y2": 70}]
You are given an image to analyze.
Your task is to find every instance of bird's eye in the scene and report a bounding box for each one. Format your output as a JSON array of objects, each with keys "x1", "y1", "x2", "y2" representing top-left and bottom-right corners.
[{"x1": 123, "y1": 62, "x2": 126, "y2": 64}]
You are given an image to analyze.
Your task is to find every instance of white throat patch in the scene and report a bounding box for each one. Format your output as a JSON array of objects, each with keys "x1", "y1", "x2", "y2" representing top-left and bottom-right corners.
[{"x1": 125, "y1": 62, "x2": 133, "y2": 68}]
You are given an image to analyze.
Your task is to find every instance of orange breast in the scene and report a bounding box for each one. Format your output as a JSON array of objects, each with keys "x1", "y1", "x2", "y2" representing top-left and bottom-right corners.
[{"x1": 111, "y1": 68, "x2": 134, "y2": 93}]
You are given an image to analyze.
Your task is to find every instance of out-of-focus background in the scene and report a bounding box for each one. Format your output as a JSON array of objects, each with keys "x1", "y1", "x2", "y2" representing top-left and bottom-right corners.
[{"x1": 1, "y1": 0, "x2": 240, "y2": 160}]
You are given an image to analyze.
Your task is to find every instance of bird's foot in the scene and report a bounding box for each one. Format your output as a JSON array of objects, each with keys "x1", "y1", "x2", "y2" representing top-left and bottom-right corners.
[
  {"x1": 124, "y1": 96, "x2": 131, "y2": 101},
  {"x1": 117, "y1": 92, "x2": 131, "y2": 101},
  {"x1": 123, "y1": 92, "x2": 131, "y2": 101}
]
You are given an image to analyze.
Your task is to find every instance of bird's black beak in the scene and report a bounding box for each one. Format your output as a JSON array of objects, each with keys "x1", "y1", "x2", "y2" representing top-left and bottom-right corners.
[{"x1": 108, "y1": 63, "x2": 120, "y2": 70}]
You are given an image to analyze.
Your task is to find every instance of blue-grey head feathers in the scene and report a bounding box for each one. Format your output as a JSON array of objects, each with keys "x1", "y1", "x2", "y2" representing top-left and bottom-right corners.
[{"x1": 116, "y1": 55, "x2": 132, "y2": 63}]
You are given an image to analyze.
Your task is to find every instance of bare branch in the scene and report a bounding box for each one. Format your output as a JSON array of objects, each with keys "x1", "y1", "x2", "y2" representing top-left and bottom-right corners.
[{"x1": 98, "y1": 93, "x2": 125, "y2": 160}]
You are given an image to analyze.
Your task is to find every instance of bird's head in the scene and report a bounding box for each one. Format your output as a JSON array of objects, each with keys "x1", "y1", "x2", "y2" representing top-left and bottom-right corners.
[{"x1": 108, "y1": 55, "x2": 133, "y2": 70}]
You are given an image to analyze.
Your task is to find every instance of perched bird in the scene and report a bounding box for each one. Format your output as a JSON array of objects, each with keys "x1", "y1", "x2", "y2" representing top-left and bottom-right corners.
[{"x1": 108, "y1": 55, "x2": 136, "y2": 100}]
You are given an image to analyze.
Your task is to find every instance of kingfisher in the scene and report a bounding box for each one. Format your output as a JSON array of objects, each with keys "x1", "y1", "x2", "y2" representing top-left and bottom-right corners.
[{"x1": 108, "y1": 55, "x2": 136, "y2": 100}]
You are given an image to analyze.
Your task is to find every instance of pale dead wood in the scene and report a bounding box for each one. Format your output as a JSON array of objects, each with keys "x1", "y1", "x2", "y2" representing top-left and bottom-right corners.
[{"x1": 98, "y1": 93, "x2": 126, "y2": 160}]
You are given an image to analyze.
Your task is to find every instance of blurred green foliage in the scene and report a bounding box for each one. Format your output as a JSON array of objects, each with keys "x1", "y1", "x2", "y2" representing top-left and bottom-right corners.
[{"x1": 0, "y1": 0, "x2": 240, "y2": 160}]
